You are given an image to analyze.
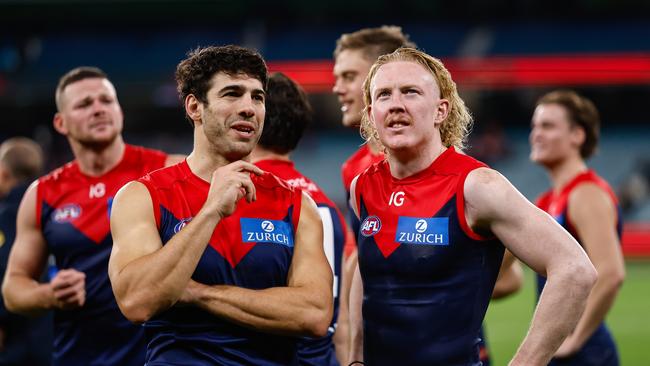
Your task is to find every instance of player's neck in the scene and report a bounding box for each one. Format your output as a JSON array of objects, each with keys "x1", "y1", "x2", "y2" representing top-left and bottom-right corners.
[
  {"x1": 388, "y1": 142, "x2": 446, "y2": 179},
  {"x1": 548, "y1": 155, "x2": 588, "y2": 193},
  {"x1": 367, "y1": 139, "x2": 384, "y2": 155},
  {"x1": 71, "y1": 137, "x2": 125, "y2": 177},
  {"x1": 249, "y1": 147, "x2": 290, "y2": 163}
]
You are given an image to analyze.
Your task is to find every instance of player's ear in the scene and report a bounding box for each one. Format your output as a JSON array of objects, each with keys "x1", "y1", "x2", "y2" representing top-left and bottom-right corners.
[
  {"x1": 570, "y1": 124, "x2": 586, "y2": 148},
  {"x1": 185, "y1": 94, "x2": 203, "y2": 126},
  {"x1": 53, "y1": 113, "x2": 67, "y2": 135},
  {"x1": 434, "y1": 99, "x2": 449, "y2": 127}
]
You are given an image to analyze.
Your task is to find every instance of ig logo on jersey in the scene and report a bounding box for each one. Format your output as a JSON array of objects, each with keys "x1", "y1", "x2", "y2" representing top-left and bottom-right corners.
[{"x1": 360, "y1": 216, "x2": 382, "y2": 237}]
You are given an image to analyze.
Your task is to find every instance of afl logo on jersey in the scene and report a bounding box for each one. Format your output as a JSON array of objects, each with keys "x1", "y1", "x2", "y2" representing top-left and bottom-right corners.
[
  {"x1": 53, "y1": 204, "x2": 82, "y2": 223},
  {"x1": 174, "y1": 218, "x2": 193, "y2": 233},
  {"x1": 360, "y1": 216, "x2": 382, "y2": 237}
]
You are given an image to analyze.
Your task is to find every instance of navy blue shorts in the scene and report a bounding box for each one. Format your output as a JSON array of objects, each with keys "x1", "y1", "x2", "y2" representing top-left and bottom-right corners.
[{"x1": 549, "y1": 325, "x2": 618, "y2": 366}]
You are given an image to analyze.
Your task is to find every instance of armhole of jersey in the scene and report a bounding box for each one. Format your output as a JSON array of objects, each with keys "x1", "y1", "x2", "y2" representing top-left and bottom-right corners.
[
  {"x1": 338, "y1": 208, "x2": 356, "y2": 258},
  {"x1": 291, "y1": 188, "x2": 303, "y2": 233},
  {"x1": 35, "y1": 180, "x2": 43, "y2": 229},
  {"x1": 566, "y1": 180, "x2": 620, "y2": 240},
  {"x1": 352, "y1": 175, "x2": 362, "y2": 219},
  {"x1": 138, "y1": 178, "x2": 162, "y2": 229},
  {"x1": 455, "y1": 168, "x2": 491, "y2": 241}
]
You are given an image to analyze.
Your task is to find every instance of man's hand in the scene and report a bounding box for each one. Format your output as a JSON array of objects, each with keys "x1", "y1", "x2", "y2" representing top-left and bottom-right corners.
[
  {"x1": 205, "y1": 161, "x2": 264, "y2": 219},
  {"x1": 50, "y1": 269, "x2": 86, "y2": 310}
]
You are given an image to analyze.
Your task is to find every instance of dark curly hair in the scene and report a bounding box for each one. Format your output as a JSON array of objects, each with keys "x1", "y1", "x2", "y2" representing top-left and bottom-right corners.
[
  {"x1": 258, "y1": 73, "x2": 312, "y2": 154},
  {"x1": 175, "y1": 45, "x2": 268, "y2": 107}
]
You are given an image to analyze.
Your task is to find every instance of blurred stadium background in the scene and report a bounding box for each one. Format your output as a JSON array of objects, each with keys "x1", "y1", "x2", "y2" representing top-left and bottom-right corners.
[{"x1": 1, "y1": 0, "x2": 649, "y2": 364}]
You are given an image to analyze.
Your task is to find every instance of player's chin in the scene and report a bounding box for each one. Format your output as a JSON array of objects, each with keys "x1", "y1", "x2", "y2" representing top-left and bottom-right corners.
[{"x1": 225, "y1": 141, "x2": 256, "y2": 160}]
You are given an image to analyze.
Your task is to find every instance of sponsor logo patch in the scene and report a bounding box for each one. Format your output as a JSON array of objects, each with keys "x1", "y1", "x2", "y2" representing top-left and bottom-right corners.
[
  {"x1": 360, "y1": 216, "x2": 382, "y2": 237},
  {"x1": 395, "y1": 216, "x2": 449, "y2": 245},
  {"x1": 240, "y1": 218, "x2": 294, "y2": 247},
  {"x1": 53, "y1": 204, "x2": 82, "y2": 223}
]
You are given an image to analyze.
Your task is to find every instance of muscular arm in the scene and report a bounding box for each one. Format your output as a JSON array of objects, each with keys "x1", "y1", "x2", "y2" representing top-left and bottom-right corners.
[
  {"x1": 555, "y1": 183, "x2": 624, "y2": 356},
  {"x1": 346, "y1": 176, "x2": 364, "y2": 363},
  {"x1": 179, "y1": 193, "x2": 333, "y2": 337},
  {"x1": 464, "y1": 168, "x2": 597, "y2": 366},
  {"x1": 347, "y1": 258, "x2": 364, "y2": 363},
  {"x1": 2, "y1": 183, "x2": 54, "y2": 315},
  {"x1": 334, "y1": 244, "x2": 357, "y2": 364},
  {"x1": 109, "y1": 161, "x2": 262, "y2": 323},
  {"x1": 492, "y1": 250, "x2": 523, "y2": 300}
]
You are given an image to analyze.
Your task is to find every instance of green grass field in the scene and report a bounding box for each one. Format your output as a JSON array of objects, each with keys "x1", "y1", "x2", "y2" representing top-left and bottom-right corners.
[{"x1": 484, "y1": 261, "x2": 650, "y2": 365}]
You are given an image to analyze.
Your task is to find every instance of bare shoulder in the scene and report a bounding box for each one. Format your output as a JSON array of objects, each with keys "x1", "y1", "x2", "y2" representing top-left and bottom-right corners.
[
  {"x1": 464, "y1": 167, "x2": 513, "y2": 204},
  {"x1": 114, "y1": 180, "x2": 151, "y2": 205},
  {"x1": 464, "y1": 167, "x2": 532, "y2": 225},
  {"x1": 15, "y1": 180, "x2": 40, "y2": 226},
  {"x1": 568, "y1": 182, "x2": 617, "y2": 223},
  {"x1": 569, "y1": 182, "x2": 615, "y2": 211},
  {"x1": 111, "y1": 181, "x2": 155, "y2": 226},
  {"x1": 301, "y1": 190, "x2": 318, "y2": 212},
  {"x1": 20, "y1": 180, "x2": 40, "y2": 208}
]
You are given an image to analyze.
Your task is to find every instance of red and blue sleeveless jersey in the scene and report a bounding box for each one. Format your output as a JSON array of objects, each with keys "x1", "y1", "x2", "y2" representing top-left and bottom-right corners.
[
  {"x1": 341, "y1": 144, "x2": 385, "y2": 193},
  {"x1": 353, "y1": 147, "x2": 504, "y2": 366},
  {"x1": 341, "y1": 144, "x2": 385, "y2": 256},
  {"x1": 138, "y1": 160, "x2": 303, "y2": 366},
  {"x1": 535, "y1": 170, "x2": 622, "y2": 363},
  {"x1": 536, "y1": 170, "x2": 622, "y2": 242},
  {"x1": 256, "y1": 158, "x2": 348, "y2": 366},
  {"x1": 37, "y1": 144, "x2": 167, "y2": 366}
]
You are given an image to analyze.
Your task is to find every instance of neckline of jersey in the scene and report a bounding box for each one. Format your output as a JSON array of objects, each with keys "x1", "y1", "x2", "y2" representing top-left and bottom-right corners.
[
  {"x1": 70, "y1": 143, "x2": 131, "y2": 181},
  {"x1": 179, "y1": 159, "x2": 211, "y2": 188},
  {"x1": 254, "y1": 158, "x2": 294, "y2": 171},
  {"x1": 551, "y1": 169, "x2": 595, "y2": 200},
  {"x1": 387, "y1": 146, "x2": 455, "y2": 185}
]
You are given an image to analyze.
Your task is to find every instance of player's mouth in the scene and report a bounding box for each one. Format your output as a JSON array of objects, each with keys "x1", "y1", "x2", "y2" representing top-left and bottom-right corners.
[
  {"x1": 89, "y1": 120, "x2": 112, "y2": 130},
  {"x1": 386, "y1": 117, "x2": 411, "y2": 131},
  {"x1": 230, "y1": 121, "x2": 256, "y2": 138}
]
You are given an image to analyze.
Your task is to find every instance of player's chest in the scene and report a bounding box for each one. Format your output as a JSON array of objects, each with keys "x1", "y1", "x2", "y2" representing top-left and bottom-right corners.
[
  {"x1": 41, "y1": 178, "x2": 130, "y2": 247},
  {"x1": 160, "y1": 193, "x2": 296, "y2": 269},
  {"x1": 359, "y1": 181, "x2": 459, "y2": 258}
]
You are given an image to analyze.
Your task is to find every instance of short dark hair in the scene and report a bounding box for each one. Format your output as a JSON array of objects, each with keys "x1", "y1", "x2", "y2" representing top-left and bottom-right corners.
[
  {"x1": 334, "y1": 25, "x2": 416, "y2": 62},
  {"x1": 0, "y1": 137, "x2": 44, "y2": 182},
  {"x1": 55, "y1": 66, "x2": 108, "y2": 110},
  {"x1": 258, "y1": 73, "x2": 312, "y2": 154},
  {"x1": 537, "y1": 90, "x2": 600, "y2": 159},
  {"x1": 175, "y1": 45, "x2": 268, "y2": 106}
]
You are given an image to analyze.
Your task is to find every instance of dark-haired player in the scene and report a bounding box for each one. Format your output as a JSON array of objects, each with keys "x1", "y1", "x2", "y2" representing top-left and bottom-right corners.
[{"x1": 108, "y1": 46, "x2": 333, "y2": 365}]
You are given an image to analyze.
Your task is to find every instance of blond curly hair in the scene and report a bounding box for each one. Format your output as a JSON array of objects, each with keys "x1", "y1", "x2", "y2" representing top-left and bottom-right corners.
[{"x1": 360, "y1": 47, "x2": 473, "y2": 151}]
